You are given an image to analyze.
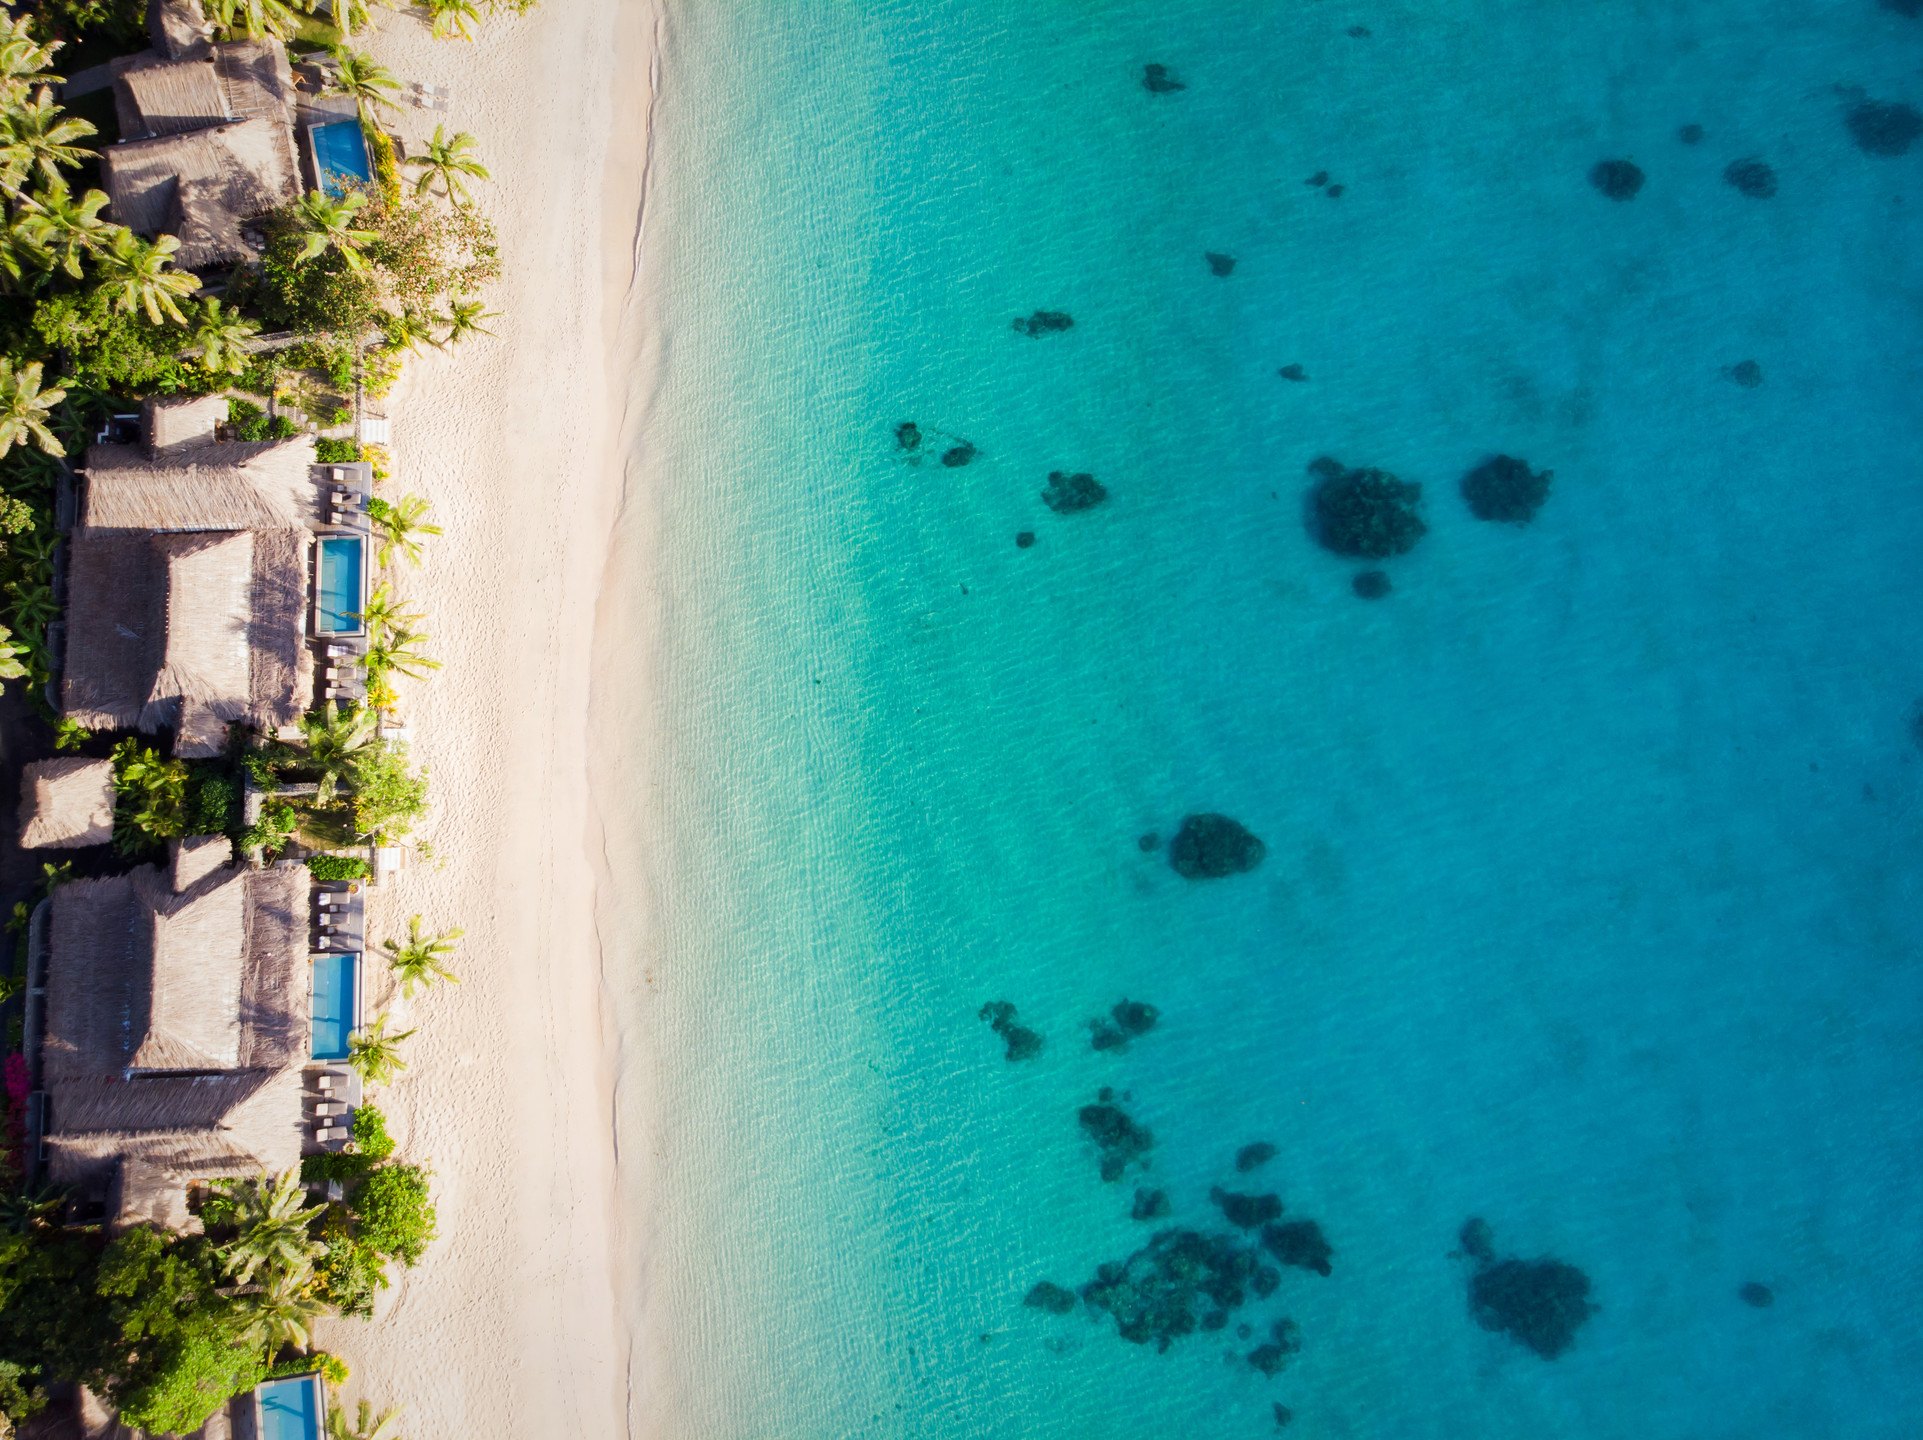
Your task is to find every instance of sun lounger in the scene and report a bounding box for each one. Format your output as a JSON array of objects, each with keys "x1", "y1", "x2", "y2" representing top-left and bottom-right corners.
[
  {"x1": 315, "y1": 1073, "x2": 335, "y2": 1093},
  {"x1": 316, "y1": 1125, "x2": 347, "y2": 1144}
]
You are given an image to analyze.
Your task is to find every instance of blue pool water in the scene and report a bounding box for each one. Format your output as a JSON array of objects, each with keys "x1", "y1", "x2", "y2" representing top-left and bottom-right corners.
[
  {"x1": 309, "y1": 951, "x2": 357, "y2": 1061},
  {"x1": 255, "y1": 1376, "x2": 322, "y2": 1440},
  {"x1": 311, "y1": 119, "x2": 373, "y2": 197},
  {"x1": 315, "y1": 534, "x2": 365, "y2": 635},
  {"x1": 606, "y1": 1, "x2": 1923, "y2": 1436}
]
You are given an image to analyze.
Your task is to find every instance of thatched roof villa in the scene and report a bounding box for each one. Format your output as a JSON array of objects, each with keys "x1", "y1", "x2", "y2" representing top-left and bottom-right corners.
[
  {"x1": 61, "y1": 395, "x2": 320, "y2": 757},
  {"x1": 97, "y1": 0, "x2": 302, "y2": 272},
  {"x1": 38, "y1": 837, "x2": 309, "y2": 1231},
  {"x1": 16, "y1": 757, "x2": 115, "y2": 849}
]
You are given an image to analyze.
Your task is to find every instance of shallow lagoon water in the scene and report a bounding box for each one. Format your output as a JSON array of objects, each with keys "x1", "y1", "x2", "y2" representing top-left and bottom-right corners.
[{"x1": 621, "y1": 1, "x2": 1923, "y2": 1434}]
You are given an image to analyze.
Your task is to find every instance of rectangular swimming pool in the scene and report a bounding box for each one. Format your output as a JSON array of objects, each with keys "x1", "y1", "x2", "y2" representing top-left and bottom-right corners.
[
  {"x1": 256, "y1": 1375, "x2": 324, "y2": 1440},
  {"x1": 310, "y1": 119, "x2": 373, "y2": 197},
  {"x1": 310, "y1": 951, "x2": 359, "y2": 1061},
  {"x1": 315, "y1": 534, "x2": 365, "y2": 635}
]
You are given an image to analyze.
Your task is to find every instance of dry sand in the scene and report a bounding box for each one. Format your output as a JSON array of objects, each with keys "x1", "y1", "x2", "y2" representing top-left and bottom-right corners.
[{"x1": 314, "y1": 3, "x2": 657, "y2": 1435}]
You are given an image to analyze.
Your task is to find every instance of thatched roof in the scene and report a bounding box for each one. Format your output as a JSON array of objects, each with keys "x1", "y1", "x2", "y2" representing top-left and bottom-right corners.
[
  {"x1": 101, "y1": 115, "x2": 299, "y2": 271},
  {"x1": 144, "y1": 393, "x2": 229, "y2": 454},
  {"x1": 40, "y1": 860, "x2": 310, "y2": 1228},
  {"x1": 149, "y1": 0, "x2": 213, "y2": 60},
  {"x1": 118, "y1": 59, "x2": 228, "y2": 139},
  {"x1": 83, "y1": 435, "x2": 319, "y2": 531},
  {"x1": 17, "y1": 758, "x2": 115, "y2": 850},
  {"x1": 172, "y1": 832, "x2": 230, "y2": 891},
  {"x1": 61, "y1": 527, "x2": 310, "y2": 755}
]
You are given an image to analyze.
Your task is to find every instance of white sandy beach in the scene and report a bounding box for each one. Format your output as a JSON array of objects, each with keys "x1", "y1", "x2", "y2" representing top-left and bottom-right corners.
[{"x1": 314, "y1": 3, "x2": 654, "y2": 1435}]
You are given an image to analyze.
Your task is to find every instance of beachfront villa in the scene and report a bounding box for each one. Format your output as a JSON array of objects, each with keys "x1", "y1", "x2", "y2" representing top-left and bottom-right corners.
[
  {"x1": 60, "y1": 395, "x2": 372, "y2": 756},
  {"x1": 35, "y1": 837, "x2": 309, "y2": 1230},
  {"x1": 96, "y1": 0, "x2": 303, "y2": 273}
]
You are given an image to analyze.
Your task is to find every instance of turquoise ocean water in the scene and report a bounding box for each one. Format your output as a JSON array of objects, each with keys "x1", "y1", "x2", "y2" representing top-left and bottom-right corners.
[{"x1": 618, "y1": 1, "x2": 1923, "y2": 1434}]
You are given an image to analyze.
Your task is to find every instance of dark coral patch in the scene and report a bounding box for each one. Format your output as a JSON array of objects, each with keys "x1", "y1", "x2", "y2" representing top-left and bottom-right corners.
[
  {"x1": 1235, "y1": 1141, "x2": 1277, "y2": 1173},
  {"x1": 1112, "y1": 999, "x2": 1158, "y2": 1036},
  {"x1": 1307, "y1": 457, "x2": 1426, "y2": 559},
  {"x1": 1325, "y1": 184, "x2": 1345, "y2": 198},
  {"x1": 1305, "y1": 171, "x2": 1328, "y2": 187},
  {"x1": 1080, "y1": 1101, "x2": 1154, "y2": 1182},
  {"x1": 1456, "y1": 1217, "x2": 1495, "y2": 1264},
  {"x1": 1136, "y1": 831, "x2": 1161, "y2": 853},
  {"x1": 1588, "y1": 158, "x2": 1645, "y2": 200},
  {"x1": 1211, "y1": 1188, "x2": 1283, "y2": 1229},
  {"x1": 1739, "y1": 1281, "x2": 1774, "y2": 1308},
  {"x1": 1131, "y1": 1187, "x2": 1171, "y2": 1221},
  {"x1": 1461, "y1": 454, "x2": 1552, "y2": 525},
  {"x1": 1725, "y1": 360, "x2": 1764, "y2": 388},
  {"x1": 1041, "y1": 471, "x2": 1108, "y2": 513},
  {"x1": 1470, "y1": 1257, "x2": 1595, "y2": 1358},
  {"x1": 1246, "y1": 1319, "x2": 1303, "y2": 1376},
  {"x1": 895, "y1": 421, "x2": 922, "y2": 450},
  {"x1": 1846, "y1": 99, "x2": 1923, "y2": 156},
  {"x1": 1025, "y1": 1281, "x2": 1078, "y2": 1314},
  {"x1": 1277, "y1": 364, "x2": 1308, "y2": 382},
  {"x1": 978, "y1": 1000, "x2": 1043, "y2": 1062},
  {"x1": 1677, "y1": 123, "x2": 1705, "y2": 144},
  {"x1": 1723, "y1": 157, "x2": 1777, "y2": 198},
  {"x1": 940, "y1": 441, "x2": 977, "y2": 468},
  {"x1": 1142, "y1": 63, "x2": 1185, "y2": 93},
  {"x1": 1884, "y1": 0, "x2": 1923, "y2": 15},
  {"x1": 1206, "y1": 252, "x2": 1237, "y2": 277},
  {"x1": 1079, "y1": 1229, "x2": 1265, "y2": 1350},
  {"x1": 1351, "y1": 569, "x2": 1390, "y2": 600},
  {"x1": 1089, "y1": 1020, "x2": 1127, "y2": 1052},
  {"x1": 1014, "y1": 530, "x2": 1036, "y2": 549},
  {"x1": 1012, "y1": 309, "x2": 1075, "y2": 336},
  {"x1": 1263, "y1": 1220, "x2": 1334, "y2": 1276},
  {"x1": 1273, "y1": 1404, "x2": 1294, "y2": 1429},
  {"x1": 1168, "y1": 813, "x2": 1265, "y2": 879}
]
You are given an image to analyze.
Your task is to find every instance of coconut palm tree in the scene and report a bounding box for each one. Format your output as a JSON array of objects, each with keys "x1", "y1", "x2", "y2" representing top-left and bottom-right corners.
[
  {"x1": 436, "y1": 297, "x2": 497, "y2": 347},
  {"x1": 327, "y1": 1399, "x2": 407, "y2": 1440},
  {"x1": 241, "y1": 1271, "x2": 330, "y2": 1351},
  {"x1": 421, "y1": 0, "x2": 481, "y2": 41},
  {"x1": 405, "y1": 124, "x2": 488, "y2": 205},
  {"x1": 0, "y1": 212, "x2": 48, "y2": 286},
  {"x1": 353, "y1": 583, "x2": 421, "y2": 643},
  {"x1": 0, "y1": 88, "x2": 94, "y2": 196},
  {"x1": 381, "y1": 915, "x2": 462, "y2": 998},
  {"x1": 182, "y1": 296, "x2": 260, "y2": 376},
  {"x1": 332, "y1": 0, "x2": 393, "y2": 38},
  {"x1": 299, "y1": 699, "x2": 378, "y2": 805},
  {"x1": 379, "y1": 305, "x2": 437, "y2": 356},
  {"x1": 211, "y1": 1169, "x2": 324, "y2": 1287},
  {"x1": 205, "y1": 0, "x2": 312, "y2": 41},
  {"x1": 328, "y1": 46, "x2": 400, "y2": 126},
  {"x1": 19, "y1": 178, "x2": 113, "y2": 279},
  {"x1": 95, "y1": 229, "x2": 200, "y2": 325},
  {"x1": 346, "y1": 1013, "x2": 415, "y2": 1086},
  {"x1": 366, "y1": 492, "x2": 440, "y2": 568},
  {"x1": 0, "y1": 624, "x2": 29, "y2": 688},
  {"x1": 291, "y1": 189, "x2": 377, "y2": 273},
  {"x1": 0, "y1": 358, "x2": 65, "y2": 459},
  {"x1": 365, "y1": 623, "x2": 439, "y2": 682},
  {"x1": 0, "y1": 19, "x2": 61, "y2": 111}
]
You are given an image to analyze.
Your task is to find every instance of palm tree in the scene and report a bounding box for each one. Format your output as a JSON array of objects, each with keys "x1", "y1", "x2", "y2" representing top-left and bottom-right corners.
[
  {"x1": 0, "y1": 213, "x2": 47, "y2": 286},
  {"x1": 381, "y1": 914, "x2": 462, "y2": 997},
  {"x1": 0, "y1": 88, "x2": 95, "y2": 195},
  {"x1": 205, "y1": 0, "x2": 312, "y2": 41},
  {"x1": 379, "y1": 306, "x2": 438, "y2": 356},
  {"x1": 0, "y1": 624, "x2": 29, "y2": 689},
  {"x1": 365, "y1": 623, "x2": 439, "y2": 681},
  {"x1": 332, "y1": 0, "x2": 393, "y2": 38},
  {"x1": 405, "y1": 125, "x2": 488, "y2": 205},
  {"x1": 422, "y1": 0, "x2": 482, "y2": 41},
  {"x1": 0, "y1": 358, "x2": 65, "y2": 459},
  {"x1": 436, "y1": 297, "x2": 498, "y2": 347},
  {"x1": 328, "y1": 46, "x2": 400, "y2": 126},
  {"x1": 366, "y1": 492, "x2": 441, "y2": 568},
  {"x1": 211, "y1": 1169, "x2": 324, "y2": 1287},
  {"x1": 183, "y1": 297, "x2": 260, "y2": 376},
  {"x1": 19, "y1": 178, "x2": 113, "y2": 279},
  {"x1": 298, "y1": 699, "x2": 378, "y2": 805},
  {"x1": 327, "y1": 1399, "x2": 407, "y2": 1440},
  {"x1": 95, "y1": 229, "x2": 200, "y2": 326},
  {"x1": 0, "y1": 19, "x2": 61, "y2": 112},
  {"x1": 241, "y1": 1271, "x2": 330, "y2": 1351},
  {"x1": 353, "y1": 583, "x2": 421, "y2": 643},
  {"x1": 291, "y1": 189, "x2": 377, "y2": 273},
  {"x1": 347, "y1": 1013, "x2": 415, "y2": 1086}
]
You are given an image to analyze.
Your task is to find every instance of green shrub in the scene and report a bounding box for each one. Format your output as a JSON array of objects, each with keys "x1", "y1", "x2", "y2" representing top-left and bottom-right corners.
[
  {"x1": 350, "y1": 1163, "x2": 436, "y2": 1267},
  {"x1": 185, "y1": 765, "x2": 238, "y2": 836},
  {"x1": 31, "y1": 286, "x2": 204, "y2": 396},
  {"x1": 315, "y1": 438, "x2": 363, "y2": 465},
  {"x1": 252, "y1": 224, "x2": 380, "y2": 337},
  {"x1": 238, "y1": 798, "x2": 298, "y2": 858},
  {"x1": 306, "y1": 854, "x2": 372, "y2": 881},
  {"x1": 112, "y1": 738, "x2": 187, "y2": 855},
  {"x1": 29, "y1": 0, "x2": 147, "y2": 46},
  {"x1": 226, "y1": 399, "x2": 299, "y2": 443},
  {"x1": 351, "y1": 1104, "x2": 396, "y2": 1161},
  {"x1": 349, "y1": 742, "x2": 428, "y2": 842}
]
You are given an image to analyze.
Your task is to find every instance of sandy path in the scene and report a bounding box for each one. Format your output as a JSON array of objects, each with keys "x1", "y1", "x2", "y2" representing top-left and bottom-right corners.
[{"x1": 314, "y1": 4, "x2": 652, "y2": 1436}]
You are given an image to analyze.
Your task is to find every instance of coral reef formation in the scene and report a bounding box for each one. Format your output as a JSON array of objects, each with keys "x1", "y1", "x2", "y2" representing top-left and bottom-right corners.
[
  {"x1": 1042, "y1": 471, "x2": 1108, "y2": 513},
  {"x1": 941, "y1": 440, "x2": 978, "y2": 468},
  {"x1": 1460, "y1": 454, "x2": 1553, "y2": 524},
  {"x1": 1277, "y1": 364, "x2": 1308, "y2": 382},
  {"x1": 1024, "y1": 1281, "x2": 1078, "y2": 1314},
  {"x1": 1079, "y1": 1101, "x2": 1155, "y2": 1181},
  {"x1": 1012, "y1": 309, "x2": 1075, "y2": 336},
  {"x1": 1307, "y1": 457, "x2": 1427, "y2": 558},
  {"x1": 1141, "y1": 63, "x2": 1185, "y2": 93},
  {"x1": 1015, "y1": 530, "x2": 1036, "y2": 549},
  {"x1": 1206, "y1": 252, "x2": 1237, "y2": 277},
  {"x1": 1131, "y1": 1188, "x2": 1171, "y2": 1221},
  {"x1": 1723, "y1": 157, "x2": 1777, "y2": 197},
  {"x1": 1236, "y1": 1142, "x2": 1278, "y2": 1173},
  {"x1": 1588, "y1": 158, "x2": 1645, "y2": 200},
  {"x1": 1847, "y1": 99, "x2": 1923, "y2": 156},
  {"x1": 1677, "y1": 123, "x2": 1705, "y2": 144},
  {"x1": 1246, "y1": 1318, "x2": 1303, "y2": 1376},
  {"x1": 895, "y1": 421, "x2": 922, "y2": 450},
  {"x1": 978, "y1": 1001, "x2": 1044, "y2": 1062},
  {"x1": 1458, "y1": 1217, "x2": 1596, "y2": 1358},
  {"x1": 1739, "y1": 1282, "x2": 1774, "y2": 1308},
  {"x1": 1212, "y1": 1188, "x2": 1284, "y2": 1229},
  {"x1": 1169, "y1": 813, "x2": 1265, "y2": 879},
  {"x1": 1080, "y1": 1229, "x2": 1267, "y2": 1349},
  {"x1": 1351, "y1": 570, "x2": 1391, "y2": 599},
  {"x1": 1087, "y1": 998, "x2": 1159, "y2": 1053}
]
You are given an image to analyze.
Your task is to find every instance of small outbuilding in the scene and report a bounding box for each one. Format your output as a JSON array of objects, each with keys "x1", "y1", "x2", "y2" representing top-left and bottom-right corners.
[{"x1": 17, "y1": 757, "x2": 116, "y2": 849}]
